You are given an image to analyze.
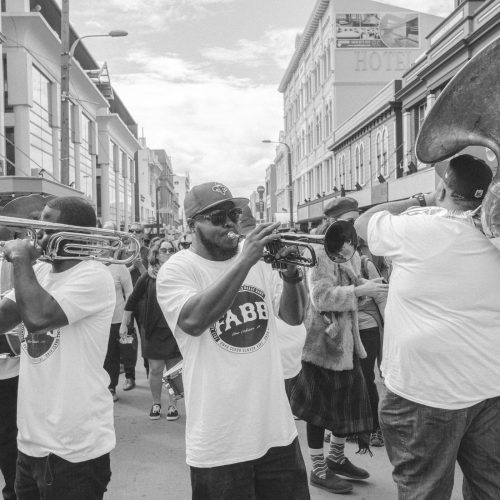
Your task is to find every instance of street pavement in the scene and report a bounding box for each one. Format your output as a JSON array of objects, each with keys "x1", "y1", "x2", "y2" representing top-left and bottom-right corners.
[{"x1": 106, "y1": 364, "x2": 464, "y2": 500}]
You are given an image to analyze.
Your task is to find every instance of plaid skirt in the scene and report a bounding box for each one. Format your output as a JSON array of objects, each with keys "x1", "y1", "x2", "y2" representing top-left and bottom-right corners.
[{"x1": 289, "y1": 357, "x2": 373, "y2": 436}]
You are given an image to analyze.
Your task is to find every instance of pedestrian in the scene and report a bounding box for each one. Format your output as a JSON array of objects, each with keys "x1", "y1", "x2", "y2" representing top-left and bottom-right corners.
[
  {"x1": 355, "y1": 154, "x2": 500, "y2": 499},
  {"x1": 124, "y1": 222, "x2": 150, "y2": 384},
  {"x1": 103, "y1": 259, "x2": 133, "y2": 402},
  {"x1": 120, "y1": 239, "x2": 182, "y2": 421},
  {"x1": 156, "y1": 182, "x2": 310, "y2": 499},
  {"x1": 290, "y1": 197, "x2": 388, "y2": 495},
  {"x1": 0, "y1": 196, "x2": 116, "y2": 500}
]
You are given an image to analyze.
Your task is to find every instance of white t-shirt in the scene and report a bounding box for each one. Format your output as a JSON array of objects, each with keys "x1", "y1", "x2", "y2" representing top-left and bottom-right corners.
[
  {"x1": 0, "y1": 259, "x2": 20, "y2": 380},
  {"x1": 108, "y1": 264, "x2": 133, "y2": 324},
  {"x1": 368, "y1": 209, "x2": 500, "y2": 409},
  {"x1": 275, "y1": 318, "x2": 306, "y2": 379},
  {"x1": 156, "y1": 251, "x2": 297, "y2": 468},
  {"x1": 6, "y1": 261, "x2": 116, "y2": 462}
]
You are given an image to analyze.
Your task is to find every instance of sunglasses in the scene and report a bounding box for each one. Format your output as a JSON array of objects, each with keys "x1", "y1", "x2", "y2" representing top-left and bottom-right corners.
[
  {"x1": 159, "y1": 247, "x2": 176, "y2": 254},
  {"x1": 196, "y1": 208, "x2": 242, "y2": 226},
  {"x1": 129, "y1": 229, "x2": 143, "y2": 234},
  {"x1": 179, "y1": 241, "x2": 191, "y2": 249}
]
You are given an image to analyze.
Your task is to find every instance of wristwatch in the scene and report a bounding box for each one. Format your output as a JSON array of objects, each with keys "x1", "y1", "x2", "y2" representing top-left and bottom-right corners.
[{"x1": 412, "y1": 193, "x2": 426, "y2": 207}]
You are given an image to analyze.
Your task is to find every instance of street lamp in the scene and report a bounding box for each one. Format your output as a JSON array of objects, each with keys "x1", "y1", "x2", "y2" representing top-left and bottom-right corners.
[
  {"x1": 262, "y1": 139, "x2": 293, "y2": 227},
  {"x1": 60, "y1": 30, "x2": 128, "y2": 186}
]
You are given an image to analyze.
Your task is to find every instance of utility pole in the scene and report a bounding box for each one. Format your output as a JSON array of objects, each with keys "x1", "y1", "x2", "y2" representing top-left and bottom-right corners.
[{"x1": 60, "y1": 0, "x2": 71, "y2": 185}]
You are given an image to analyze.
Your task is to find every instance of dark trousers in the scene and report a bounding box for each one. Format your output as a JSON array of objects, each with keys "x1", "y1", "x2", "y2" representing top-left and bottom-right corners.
[
  {"x1": 15, "y1": 451, "x2": 111, "y2": 500},
  {"x1": 0, "y1": 376, "x2": 18, "y2": 500},
  {"x1": 120, "y1": 321, "x2": 137, "y2": 381},
  {"x1": 190, "y1": 438, "x2": 310, "y2": 500},
  {"x1": 380, "y1": 387, "x2": 500, "y2": 500},
  {"x1": 103, "y1": 323, "x2": 121, "y2": 390},
  {"x1": 359, "y1": 327, "x2": 380, "y2": 430}
]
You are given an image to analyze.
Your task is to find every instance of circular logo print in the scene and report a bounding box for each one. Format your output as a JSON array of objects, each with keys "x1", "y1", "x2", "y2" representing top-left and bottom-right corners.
[
  {"x1": 20, "y1": 324, "x2": 61, "y2": 363},
  {"x1": 210, "y1": 285, "x2": 270, "y2": 354}
]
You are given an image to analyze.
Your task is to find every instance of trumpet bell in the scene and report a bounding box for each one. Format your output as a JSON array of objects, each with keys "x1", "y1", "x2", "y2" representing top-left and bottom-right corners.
[{"x1": 323, "y1": 220, "x2": 358, "y2": 263}]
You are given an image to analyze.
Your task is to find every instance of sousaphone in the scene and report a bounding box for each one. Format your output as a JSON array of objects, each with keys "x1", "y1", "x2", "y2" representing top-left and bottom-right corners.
[{"x1": 415, "y1": 37, "x2": 500, "y2": 238}]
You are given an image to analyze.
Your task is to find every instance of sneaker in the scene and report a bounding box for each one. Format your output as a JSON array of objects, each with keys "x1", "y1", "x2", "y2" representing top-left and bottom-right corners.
[
  {"x1": 326, "y1": 457, "x2": 370, "y2": 480},
  {"x1": 109, "y1": 388, "x2": 118, "y2": 402},
  {"x1": 309, "y1": 470, "x2": 353, "y2": 494},
  {"x1": 166, "y1": 405, "x2": 179, "y2": 421},
  {"x1": 123, "y1": 378, "x2": 136, "y2": 391},
  {"x1": 370, "y1": 428, "x2": 385, "y2": 447},
  {"x1": 149, "y1": 404, "x2": 161, "y2": 420}
]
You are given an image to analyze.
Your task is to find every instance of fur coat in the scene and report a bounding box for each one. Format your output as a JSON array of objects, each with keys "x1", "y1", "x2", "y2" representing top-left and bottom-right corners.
[{"x1": 302, "y1": 247, "x2": 367, "y2": 371}]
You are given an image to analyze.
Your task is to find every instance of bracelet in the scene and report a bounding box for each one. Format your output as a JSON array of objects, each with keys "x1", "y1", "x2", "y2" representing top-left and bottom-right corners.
[
  {"x1": 412, "y1": 193, "x2": 426, "y2": 207},
  {"x1": 280, "y1": 270, "x2": 303, "y2": 284}
]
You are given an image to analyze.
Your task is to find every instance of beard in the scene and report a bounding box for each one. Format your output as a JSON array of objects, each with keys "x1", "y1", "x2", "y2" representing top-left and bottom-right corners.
[{"x1": 196, "y1": 228, "x2": 238, "y2": 261}]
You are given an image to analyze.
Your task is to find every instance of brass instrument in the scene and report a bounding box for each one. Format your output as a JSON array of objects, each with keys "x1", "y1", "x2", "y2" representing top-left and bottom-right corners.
[
  {"x1": 416, "y1": 37, "x2": 500, "y2": 238},
  {"x1": 260, "y1": 220, "x2": 358, "y2": 268},
  {"x1": 0, "y1": 215, "x2": 140, "y2": 265}
]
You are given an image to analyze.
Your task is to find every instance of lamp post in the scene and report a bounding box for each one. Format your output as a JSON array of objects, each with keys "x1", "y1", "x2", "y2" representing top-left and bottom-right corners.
[
  {"x1": 155, "y1": 184, "x2": 161, "y2": 236},
  {"x1": 60, "y1": 29, "x2": 128, "y2": 185},
  {"x1": 262, "y1": 139, "x2": 293, "y2": 227}
]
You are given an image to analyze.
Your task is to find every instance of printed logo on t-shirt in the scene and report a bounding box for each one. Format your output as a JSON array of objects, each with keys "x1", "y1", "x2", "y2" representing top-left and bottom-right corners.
[
  {"x1": 209, "y1": 285, "x2": 270, "y2": 354},
  {"x1": 20, "y1": 323, "x2": 61, "y2": 363}
]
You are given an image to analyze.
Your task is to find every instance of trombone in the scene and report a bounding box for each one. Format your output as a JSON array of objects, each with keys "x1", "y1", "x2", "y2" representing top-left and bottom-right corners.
[{"x1": 0, "y1": 215, "x2": 141, "y2": 265}]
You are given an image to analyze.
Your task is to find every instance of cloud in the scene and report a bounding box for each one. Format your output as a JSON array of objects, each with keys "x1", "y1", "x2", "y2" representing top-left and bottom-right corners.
[
  {"x1": 378, "y1": 0, "x2": 454, "y2": 17},
  {"x1": 113, "y1": 53, "x2": 282, "y2": 196},
  {"x1": 202, "y1": 28, "x2": 299, "y2": 70}
]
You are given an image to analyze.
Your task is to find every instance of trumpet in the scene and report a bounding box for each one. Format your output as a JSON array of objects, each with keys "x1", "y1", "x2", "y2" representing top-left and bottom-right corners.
[
  {"x1": 0, "y1": 215, "x2": 140, "y2": 265},
  {"x1": 231, "y1": 220, "x2": 357, "y2": 268}
]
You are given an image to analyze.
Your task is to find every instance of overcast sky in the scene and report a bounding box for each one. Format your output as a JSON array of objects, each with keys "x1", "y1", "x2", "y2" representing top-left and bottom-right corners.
[{"x1": 69, "y1": 0, "x2": 455, "y2": 197}]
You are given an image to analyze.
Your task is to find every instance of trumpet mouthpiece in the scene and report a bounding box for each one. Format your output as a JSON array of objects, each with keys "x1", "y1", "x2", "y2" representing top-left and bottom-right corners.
[{"x1": 227, "y1": 231, "x2": 239, "y2": 240}]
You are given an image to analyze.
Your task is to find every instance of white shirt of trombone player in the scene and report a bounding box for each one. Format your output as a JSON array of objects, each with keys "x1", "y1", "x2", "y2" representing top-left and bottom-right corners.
[
  {"x1": 5, "y1": 260, "x2": 116, "y2": 462},
  {"x1": 0, "y1": 258, "x2": 19, "y2": 380},
  {"x1": 367, "y1": 209, "x2": 500, "y2": 410}
]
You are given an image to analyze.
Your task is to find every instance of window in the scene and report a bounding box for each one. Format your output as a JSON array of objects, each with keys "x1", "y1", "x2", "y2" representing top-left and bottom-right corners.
[
  {"x1": 30, "y1": 65, "x2": 54, "y2": 177},
  {"x1": 376, "y1": 131, "x2": 382, "y2": 175},
  {"x1": 315, "y1": 112, "x2": 322, "y2": 146},
  {"x1": 340, "y1": 155, "x2": 346, "y2": 188},
  {"x1": 415, "y1": 101, "x2": 427, "y2": 137},
  {"x1": 307, "y1": 122, "x2": 313, "y2": 154},
  {"x1": 382, "y1": 128, "x2": 389, "y2": 177},
  {"x1": 359, "y1": 143, "x2": 365, "y2": 184},
  {"x1": 80, "y1": 114, "x2": 93, "y2": 198}
]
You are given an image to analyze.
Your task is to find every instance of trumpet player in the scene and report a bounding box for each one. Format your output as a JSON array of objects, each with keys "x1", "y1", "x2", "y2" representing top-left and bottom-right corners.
[
  {"x1": 0, "y1": 196, "x2": 116, "y2": 500},
  {"x1": 156, "y1": 182, "x2": 310, "y2": 500},
  {"x1": 356, "y1": 154, "x2": 500, "y2": 500}
]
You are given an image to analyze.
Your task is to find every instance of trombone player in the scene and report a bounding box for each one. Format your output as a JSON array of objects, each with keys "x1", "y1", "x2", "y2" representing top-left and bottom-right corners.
[{"x1": 0, "y1": 196, "x2": 116, "y2": 500}]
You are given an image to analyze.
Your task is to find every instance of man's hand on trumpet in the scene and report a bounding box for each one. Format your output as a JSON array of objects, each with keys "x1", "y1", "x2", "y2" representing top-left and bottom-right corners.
[{"x1": 0, "y1": 238, "x2": 42, "y2": 264}]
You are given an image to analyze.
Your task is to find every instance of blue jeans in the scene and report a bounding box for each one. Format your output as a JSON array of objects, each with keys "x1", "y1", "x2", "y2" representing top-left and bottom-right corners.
[
  {"x1": 15, "y1": 451, "x2": 111, "y2": 500},
  {"x1": 379, "y1": 386, "x2": 500, "y2": 500},
  {"x1": 190, "y1": 438, "x2": 310, "y2": 500}
]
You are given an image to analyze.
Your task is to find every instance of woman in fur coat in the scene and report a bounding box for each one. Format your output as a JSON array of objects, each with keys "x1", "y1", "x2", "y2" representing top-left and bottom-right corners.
[{"x1": 290, "y1": 198, "x2": 388, "y2": 495}]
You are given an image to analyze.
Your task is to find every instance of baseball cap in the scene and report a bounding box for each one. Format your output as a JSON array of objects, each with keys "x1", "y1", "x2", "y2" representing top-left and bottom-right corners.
[
  {"x1": 435, "y1": 154, "x2": 492, "y2": 201},
  {"x1": 184, "y1": 182, "x2": 250, "y2": 219},
  {"x1": 323, "y1": 197, "x2": 359, "y2": 219}
]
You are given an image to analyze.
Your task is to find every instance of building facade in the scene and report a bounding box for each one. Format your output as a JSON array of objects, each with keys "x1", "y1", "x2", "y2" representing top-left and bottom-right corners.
[
  {"x1": 274, "y1": 0, "x2": 498, "y2": 226},
  {"x1": 276, "y1": 0, "x2": 442, "y2": 226},
  {"x1": 0, "y1": 0, "x2": 180, "y2": 231}
]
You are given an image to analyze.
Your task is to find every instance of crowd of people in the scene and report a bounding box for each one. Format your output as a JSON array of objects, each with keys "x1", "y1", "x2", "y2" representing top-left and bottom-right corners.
[{"x1": 0, "y1": 153, "x2": 499, "y2": 500}]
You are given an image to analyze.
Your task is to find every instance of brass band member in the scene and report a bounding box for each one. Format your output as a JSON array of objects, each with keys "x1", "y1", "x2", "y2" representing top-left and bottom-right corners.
[{"x1": 0, "y1": 197, "x2": 116, "y2": 500}]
